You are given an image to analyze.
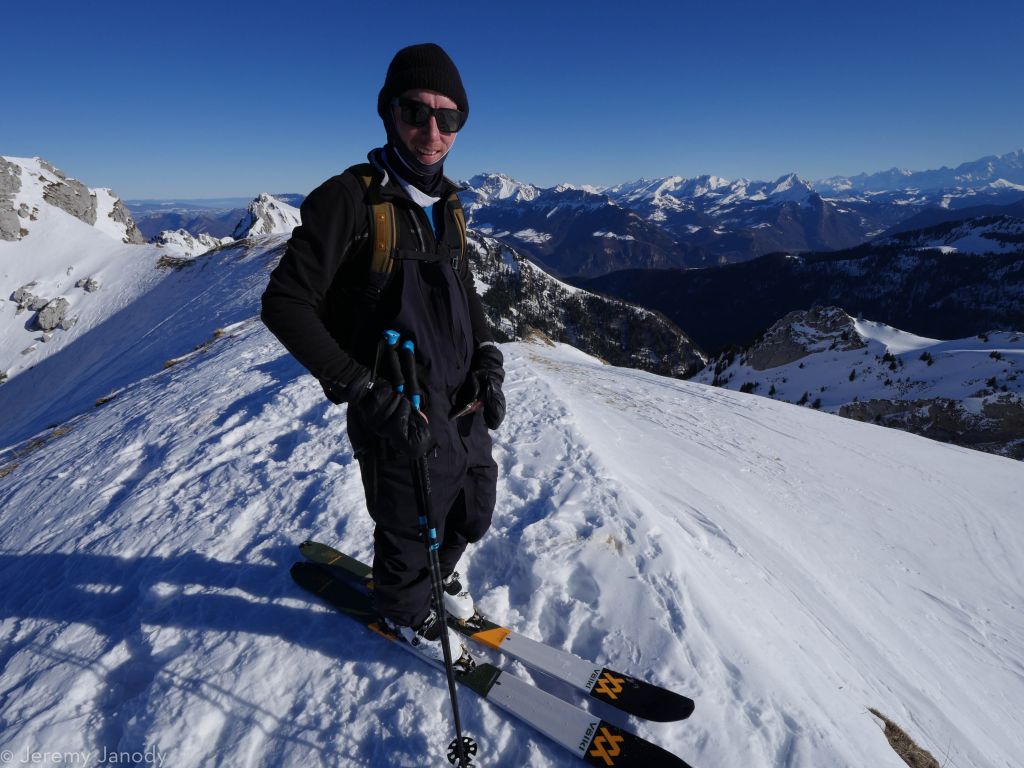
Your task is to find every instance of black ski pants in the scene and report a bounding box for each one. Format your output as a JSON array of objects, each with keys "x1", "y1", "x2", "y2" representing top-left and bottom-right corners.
[{"x1": 357, "y1": 435, "x2": 496, "y2": 628}]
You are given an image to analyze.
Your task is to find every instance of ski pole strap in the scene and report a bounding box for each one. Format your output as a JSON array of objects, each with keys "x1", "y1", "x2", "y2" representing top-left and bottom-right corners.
[
  {"x1": 382, "y1": 330, "x2": 404, "y2": 393},
  {"x1": 399, "y1": 340, "x2": 422, "y2": 411}
]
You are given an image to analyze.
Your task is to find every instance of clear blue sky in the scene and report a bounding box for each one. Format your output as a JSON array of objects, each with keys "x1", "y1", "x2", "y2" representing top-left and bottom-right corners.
[{"x1": 5, "y1": 0, "x2": 1022, "y2": 198}]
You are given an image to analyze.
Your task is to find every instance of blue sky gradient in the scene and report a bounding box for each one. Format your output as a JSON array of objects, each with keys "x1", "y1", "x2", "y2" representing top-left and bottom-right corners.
[{"x1": 5, "y1": 0, "x2": 1023, "y2": 198}]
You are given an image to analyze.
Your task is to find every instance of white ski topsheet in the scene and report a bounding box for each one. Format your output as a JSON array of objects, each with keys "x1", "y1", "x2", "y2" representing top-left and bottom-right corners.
[
  {"x1": 470, "y1": 626, "x2": 604, "y2": 693},
  {"x1": 1, "y1": 314, "x2": 1023, "y2": 767}
]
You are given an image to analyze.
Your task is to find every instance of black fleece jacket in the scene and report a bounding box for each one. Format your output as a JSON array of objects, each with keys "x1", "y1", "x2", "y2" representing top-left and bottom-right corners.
[{"x1": 260, "y1": 153, "x2": 492, "y2": 396}]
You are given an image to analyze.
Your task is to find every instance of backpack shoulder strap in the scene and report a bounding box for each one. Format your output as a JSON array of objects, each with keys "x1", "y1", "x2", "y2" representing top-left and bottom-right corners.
[
  {"x1": 446, "y1": 191, "x2": 467, "y2": 269},
  {"x1": 348, "y1": 163, "x2": 398, "y2": 282}
]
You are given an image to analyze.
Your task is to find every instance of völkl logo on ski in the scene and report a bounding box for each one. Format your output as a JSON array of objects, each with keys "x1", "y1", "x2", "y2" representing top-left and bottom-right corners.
[
  {"x1": 593, "y1": 672, "x2": 626, "y2": 700},
  {"x1": 589, "y1": 727, "x2": 625, "y2": 766}
]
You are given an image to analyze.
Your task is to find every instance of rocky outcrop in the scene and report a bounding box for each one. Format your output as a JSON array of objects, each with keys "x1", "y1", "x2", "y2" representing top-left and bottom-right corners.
[
  {"x1": 0, "y1": 157, "x2": 23, "y2": 241},
  {"x1": 75, "y1": 277, "x2": 101, "y2": 292},
  {"x1": 10, "y1": 284, "x2": 76, "y2": 331},
  {"x1": 468, "y1": 232, "x2": 706, "y2": 377},
  {"x1": 11, "y1": 284, "x2": 47, "y2": 312},
  {"x1": 841, "y1": 394, "x2": 1024, "y2": 460},
  {"x1": 152, "y1": 228, "x2": 233, "y2": 257},
  {"x1": 43, "y1": 171, "x2": 97, "y2": 227},
  {"x1": 745, "y1": 306, "x2": 866, "y2": 370},
  {"x1": 110, "y1": 197, "x2": 146, "y2": 244},
  {"x1": 32, "y1": 298, "x2": 71, "y2": 332}
]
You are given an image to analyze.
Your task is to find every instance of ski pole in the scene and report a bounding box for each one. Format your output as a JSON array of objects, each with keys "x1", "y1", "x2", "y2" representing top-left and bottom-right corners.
[{"x1": 397, "y1": 337, "x2": 477, "y2": 768}]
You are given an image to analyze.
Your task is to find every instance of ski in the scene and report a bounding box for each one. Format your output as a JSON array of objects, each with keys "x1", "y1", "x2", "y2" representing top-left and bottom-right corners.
[
  {"x1": 291, "y1": 560, "x2": 693, "y2": 767},
  {"x1": 299, "y1": 540, "x2": 695, "y2": 722}
]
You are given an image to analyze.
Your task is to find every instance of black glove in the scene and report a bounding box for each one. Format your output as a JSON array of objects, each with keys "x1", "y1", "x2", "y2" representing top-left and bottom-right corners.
[
  {"x1": 323, "y1": 371, "x2": 434, "y2": 457},
  {"x1": 360, "y1": 382, "x2": 434, "y2": 457},
  {"x1": 464, "y1": 343, "x2": 506, "y2": 430}
]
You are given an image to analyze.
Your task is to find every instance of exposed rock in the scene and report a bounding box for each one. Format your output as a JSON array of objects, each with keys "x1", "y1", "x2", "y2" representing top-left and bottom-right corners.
[
  {"x1": 43, "y1": 174, "x2": 97, "y2": 226},
  {"x1": 110, "y1": 197, "x2": 146, "y2": 243},
  {"x1": 11, "y1": 283, "x2": 38, "y2": 306},
  {"x1": 745, "y1": 306, "x2": 866, "y2": 370},
  {"x1": 33, "y1": 297, "x2": 70, "y2": 332},
  {"x1": 468, "y1": 232, "x2": 706, "y2": 377},
  {"x1": 39, "y1": 159, "x2": 62, "y2": 176},
  {"x1": 152, "y1": 228, "x2": 233, "y2": 257},
  {"x1": 0, "y1": 370, "x2": 7, "y2": 385},
  {"x1": 841, "y1": 394, "x2": 1024, "y2": 460},
  {"x1": 27, "y1": 294, "x2": 49, "y2": 311},
  {"x1": 75, "y1": 277, "x2": 101, "y2": 292},
  {"x1": 0, "y1": 157, "x2": 23, "y2": 241},
  {"x1": 11, "y1": 283, "x2": 50, "y2": 312}
]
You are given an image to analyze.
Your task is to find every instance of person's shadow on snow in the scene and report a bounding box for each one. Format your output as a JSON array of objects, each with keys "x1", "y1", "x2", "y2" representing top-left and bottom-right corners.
[{"x1": 0, "y1": 546, "x2": 434, "y2": 765}]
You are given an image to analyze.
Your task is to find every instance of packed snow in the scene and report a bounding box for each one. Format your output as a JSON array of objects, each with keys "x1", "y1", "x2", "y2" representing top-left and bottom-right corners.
[{"x1": 1, "y1": 250, "x2": 1022, "y2": 767}]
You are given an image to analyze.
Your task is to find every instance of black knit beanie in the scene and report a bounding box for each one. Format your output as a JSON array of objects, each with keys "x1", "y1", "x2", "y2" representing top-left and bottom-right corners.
[{"x1": 377, "y1": 43, "x2": 469, "y2": 122}]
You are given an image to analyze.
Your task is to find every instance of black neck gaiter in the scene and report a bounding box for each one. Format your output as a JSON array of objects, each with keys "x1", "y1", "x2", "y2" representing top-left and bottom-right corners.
[{"x1": 383, "y1": 113, "x2": 448, "y2": 197}]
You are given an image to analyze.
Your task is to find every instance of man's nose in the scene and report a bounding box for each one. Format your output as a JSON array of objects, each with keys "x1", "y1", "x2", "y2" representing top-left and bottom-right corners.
[{"x1": 422, "y1": 116, "x2": 442, "y2": 139}]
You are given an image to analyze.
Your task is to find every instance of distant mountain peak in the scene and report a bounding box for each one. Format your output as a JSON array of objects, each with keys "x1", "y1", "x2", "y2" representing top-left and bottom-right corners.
[
  {"x1": 464, "y1": 173, "x2": 539, "y2": 203},
  {"x1": 765, "y1": 173, "x2": 814, "y2": 201},
  {"x1": 232, "y1": 193, "x2": 300, "y2": 239}
]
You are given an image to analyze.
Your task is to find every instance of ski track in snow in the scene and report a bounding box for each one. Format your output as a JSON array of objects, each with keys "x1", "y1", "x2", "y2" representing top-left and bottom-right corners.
[{"x1": 1, "y1": 302, "x2": 1022, "y2": 766}]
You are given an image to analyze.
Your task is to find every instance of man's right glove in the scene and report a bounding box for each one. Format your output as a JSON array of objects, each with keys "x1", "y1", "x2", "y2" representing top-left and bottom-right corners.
[{"x1": 323, "y1": 370, "x2": 434, "y2": 458}]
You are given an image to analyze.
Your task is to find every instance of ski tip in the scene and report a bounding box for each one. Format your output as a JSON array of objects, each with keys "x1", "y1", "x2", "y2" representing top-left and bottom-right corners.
[
  {"x1": 585, "y1": 721, "x2": 695, "y2": 768},
  {"x1": 590, "y1": 668, "x2": 695, "y2": 721}
]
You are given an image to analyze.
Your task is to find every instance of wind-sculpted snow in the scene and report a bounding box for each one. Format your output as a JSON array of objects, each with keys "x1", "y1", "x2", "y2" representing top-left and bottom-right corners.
[
  {"x1": 0, "y1": 235, "x2": 289, "y2": 447},
  {"x1": 1, "y1": 324, "x2": 1022, "y2": 766}
]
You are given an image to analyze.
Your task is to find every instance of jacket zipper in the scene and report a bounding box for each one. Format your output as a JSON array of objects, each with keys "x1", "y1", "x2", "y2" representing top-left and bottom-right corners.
[{"x1": 408, "y1": 206, "x2": 436, "y2": 253}]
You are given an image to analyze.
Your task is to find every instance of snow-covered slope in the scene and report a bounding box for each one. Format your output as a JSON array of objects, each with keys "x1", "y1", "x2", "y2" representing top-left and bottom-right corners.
[
  {"x1": 0, "y1": 167, "x2": 166, "y2": 387},
  {"x1": 880, "y1": 214, "x2": 1024, "y2": 255},
  {"x1": 694, "y1": 306, "x2": 1024, "y2": 458},
  {"x1": 2, "y1": 310, "x2": 1022, "y2": 767},
  {"x1": 0, "y1": 156, "x2": 144, "y2": 244},
  {"x1": 151, "y1": 228, "x2": 234, "y2": 257}
]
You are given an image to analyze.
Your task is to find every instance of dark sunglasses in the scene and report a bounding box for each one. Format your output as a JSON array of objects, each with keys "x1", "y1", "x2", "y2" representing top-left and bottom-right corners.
[{"x1": 393, "y1": 98, "x2": 466, "y2": 134}]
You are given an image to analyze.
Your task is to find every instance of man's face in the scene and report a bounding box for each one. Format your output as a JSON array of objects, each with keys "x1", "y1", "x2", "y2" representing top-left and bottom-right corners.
[{"x1": 392, "y1": 89, "x2": 459, "y2": 166}]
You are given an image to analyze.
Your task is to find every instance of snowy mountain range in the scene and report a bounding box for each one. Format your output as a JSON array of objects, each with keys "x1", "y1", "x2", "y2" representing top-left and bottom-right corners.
[
  {"x1": 461, "y1": 149, "x2": 1024, "y2": 275},
  {"x1": 693, "y1": 306, "x2": 1024, "y2": 458},
  {"x1": 127, "y1": 194, "x2": 305, "y2": 240},
  {"x1": 814, "y1": 148, "x2": 1024, "y2": 195},
  {"x1": 581, "y1": 212, "x2": 1024, "y2": 357}
]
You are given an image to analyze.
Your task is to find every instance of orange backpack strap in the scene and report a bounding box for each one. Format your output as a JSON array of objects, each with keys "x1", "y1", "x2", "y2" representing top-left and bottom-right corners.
[
  {"x1": 446, "y1": 191, "x2": 467, "y2": 269},
  {"x1": 348, "y1": 162, "x2": 399, "y2": 283}
]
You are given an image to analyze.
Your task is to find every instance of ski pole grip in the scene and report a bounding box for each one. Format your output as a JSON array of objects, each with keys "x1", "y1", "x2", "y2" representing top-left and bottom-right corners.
[
  {"x1": 399, "y1": 340, "x2": 422, "y2": 411},
  {"x1": 382, "y1": 330, "x2": 404, "y2": 393}
]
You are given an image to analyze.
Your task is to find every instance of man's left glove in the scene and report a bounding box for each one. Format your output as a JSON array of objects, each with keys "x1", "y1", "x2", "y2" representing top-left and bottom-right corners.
[{"x1": 457, "y1": 343, "x2": 506, "y2": 430}]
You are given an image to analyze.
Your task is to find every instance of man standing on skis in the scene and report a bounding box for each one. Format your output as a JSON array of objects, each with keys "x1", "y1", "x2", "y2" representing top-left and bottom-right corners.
[{"x1": 261, "y1": 43, "x2": 504, "y2": 661}]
